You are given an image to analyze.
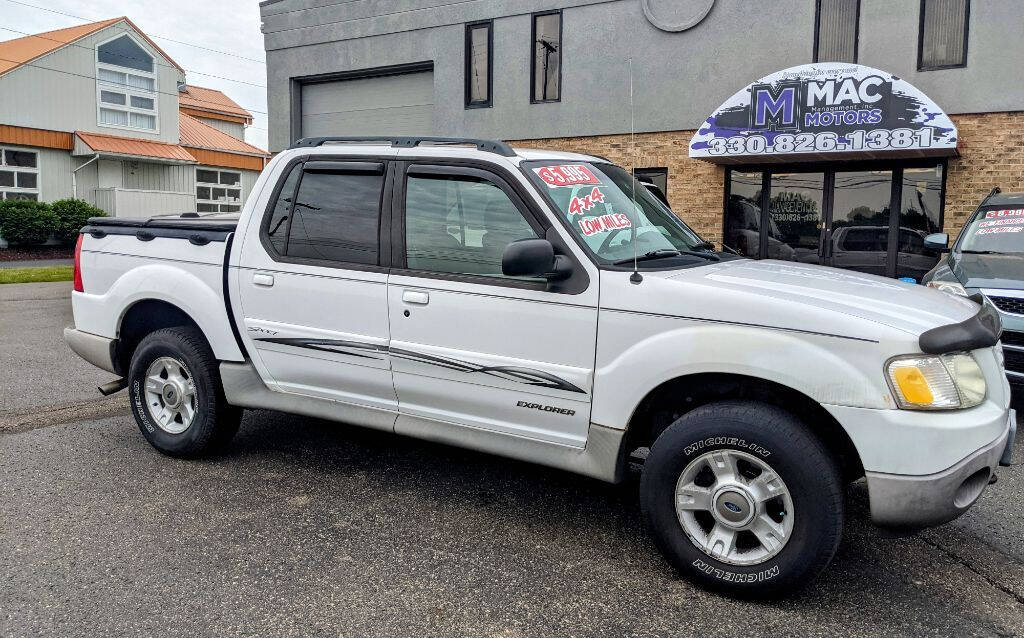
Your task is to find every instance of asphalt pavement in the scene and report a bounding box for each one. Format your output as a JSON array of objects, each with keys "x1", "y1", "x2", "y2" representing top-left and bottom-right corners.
[{"x1": 2, "y1": 282, "x2": 1023, "y2": 637}]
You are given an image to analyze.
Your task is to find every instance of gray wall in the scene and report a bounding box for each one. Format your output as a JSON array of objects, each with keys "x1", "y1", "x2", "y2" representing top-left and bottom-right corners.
[
  {"x1": 0, "y1": 22, "x2": 184, "y2": 144},
  {"x1": 195, "y1": 116, "x2": 247, "y2": 140},
  {"x1": 261, "y1": 0, "x2": 1024, "y2": 151}
]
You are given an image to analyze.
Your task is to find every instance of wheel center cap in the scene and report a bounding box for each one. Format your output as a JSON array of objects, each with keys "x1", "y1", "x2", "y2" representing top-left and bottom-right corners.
[
  {"x1": 162, "y1": 383, "x2": 182, "y2": 408},
  {"x1": 713, "y1": 488, "x2": 755, "y2": 527}
]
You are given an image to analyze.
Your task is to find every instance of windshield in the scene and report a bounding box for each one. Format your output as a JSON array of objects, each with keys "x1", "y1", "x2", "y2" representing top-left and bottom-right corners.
[
  {"x1": 959, "y1": 208, "x2": 1024, "y2": 254},
  {"x1": 522, "y1": 160, "x2": 709, "y2": 265}
]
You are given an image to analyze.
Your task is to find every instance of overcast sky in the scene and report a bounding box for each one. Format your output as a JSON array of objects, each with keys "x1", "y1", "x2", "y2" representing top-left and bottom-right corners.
[{"x1": 0, "y1": 0, "x2": 269, "y2": 150}]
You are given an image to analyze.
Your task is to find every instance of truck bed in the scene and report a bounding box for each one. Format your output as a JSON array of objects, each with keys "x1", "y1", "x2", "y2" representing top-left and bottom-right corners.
[{"x1": 82, "y1": 214, "x2": 239, "y2": 244}]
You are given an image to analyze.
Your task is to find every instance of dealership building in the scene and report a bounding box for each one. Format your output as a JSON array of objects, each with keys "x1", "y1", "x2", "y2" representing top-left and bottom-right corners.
[{"x1": 259, "y1": 0, "x2": 1023, "y2": 281}]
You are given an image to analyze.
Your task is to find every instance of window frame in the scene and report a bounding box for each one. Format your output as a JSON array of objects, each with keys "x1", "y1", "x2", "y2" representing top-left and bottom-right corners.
[
  {"x1": 258, "y1": 155, "x2": 392, "y2": 274},
  {"x1": 530, "y1": 9, "x2": 563, "y2": 104},
  {"x1": 95, "y1": 32, "x2": 159, "y2": 134},
  {"x1": 0, "y1": 146, "x2": 40, "y2": 201},
  {"x1": 464, "y1": 20, "x2": 494, "y2": 109},
  {"x1": 917, "y1": 0, "x2": 971, "y2": 71},
  {"x1": 813, "y1": 0, "x2": 860, "y2": 63},
  {"x1": 196, "y1": 167, "x2": 243, "y2": 213}
]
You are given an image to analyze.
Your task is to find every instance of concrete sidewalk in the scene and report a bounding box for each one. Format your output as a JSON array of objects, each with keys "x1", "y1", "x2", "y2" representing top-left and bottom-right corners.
[{"x1": 0, "y1": 258, "x2": 74, "y2": 269}]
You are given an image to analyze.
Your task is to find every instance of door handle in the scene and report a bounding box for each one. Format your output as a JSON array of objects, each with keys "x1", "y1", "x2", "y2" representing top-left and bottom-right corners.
[
  {"x1": 253, "y1": 273, "x2": 275, "y2": 287},
  {"x1": 402, "y1": 290, "x2": 429, "y2": 305}
]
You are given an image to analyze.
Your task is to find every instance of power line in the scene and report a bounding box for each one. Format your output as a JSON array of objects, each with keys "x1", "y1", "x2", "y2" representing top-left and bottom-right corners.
[
  {"x1": 0, "y1": 54, "x2": 268, "y2": 115},
  {"x1": 0, "y1": 25, "x2": 267, "y2": 87},
  {"x1": 1, "y1": 0, "x2": 266, "y2": 64}
]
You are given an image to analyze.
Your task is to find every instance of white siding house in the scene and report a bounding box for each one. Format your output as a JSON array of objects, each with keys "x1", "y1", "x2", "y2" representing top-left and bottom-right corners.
[{"x1": 0, "y1": 17, "x2": 268, "y2": 218}]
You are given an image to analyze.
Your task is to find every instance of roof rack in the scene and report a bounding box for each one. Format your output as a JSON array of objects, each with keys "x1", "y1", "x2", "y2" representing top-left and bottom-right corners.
[{"x1": 290, "y1": 136, "x2": 517, "y2": 157}]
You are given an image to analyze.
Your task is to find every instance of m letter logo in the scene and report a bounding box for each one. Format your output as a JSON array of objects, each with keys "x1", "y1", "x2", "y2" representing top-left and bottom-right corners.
[{"x1": 749, "y1": 81, "x2": 800, "y2": 130}]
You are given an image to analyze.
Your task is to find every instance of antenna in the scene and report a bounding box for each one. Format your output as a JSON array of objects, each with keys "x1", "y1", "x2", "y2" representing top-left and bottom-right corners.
[{"x1": 627, "y1": 58, "x2": 642, "y2": 284}]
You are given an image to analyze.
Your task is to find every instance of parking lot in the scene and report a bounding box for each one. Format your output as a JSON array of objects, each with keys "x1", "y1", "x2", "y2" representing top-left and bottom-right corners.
[{"x1": 2, "y1": 282, "x2": 1023, "y2": 638}]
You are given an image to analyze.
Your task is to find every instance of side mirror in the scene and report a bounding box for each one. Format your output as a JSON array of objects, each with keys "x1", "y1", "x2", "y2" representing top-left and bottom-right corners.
[
  {"x1": 501, "y1": 239, "x2": 572, "y2": 279},
  {"x1": 923, "y1": 232, "x2": 950, "y2": 252}
]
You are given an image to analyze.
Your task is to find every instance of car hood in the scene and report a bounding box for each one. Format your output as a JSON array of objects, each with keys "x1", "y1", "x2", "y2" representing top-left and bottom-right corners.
[
  {"x1": 657, "y1": 259, "x2": 979, "y2": 337},
  {"x1": 952, "y1": 253, "x2": 1024, "y2": 290}
]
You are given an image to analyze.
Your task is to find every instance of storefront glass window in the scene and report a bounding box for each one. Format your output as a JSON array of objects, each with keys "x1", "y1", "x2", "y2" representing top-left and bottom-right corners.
[
  {"x1": 897, "y1": 165, "x2": 944, "y2": 280},
  {"x1": 768, "y1": 172, "x2": 824, "y2": 265},
  {"x1": 831, "y1": 170, "x2": 892, "y2": 277},
  {"x1": 724, "y1": 171, "x2": 763, "y2": 258}
]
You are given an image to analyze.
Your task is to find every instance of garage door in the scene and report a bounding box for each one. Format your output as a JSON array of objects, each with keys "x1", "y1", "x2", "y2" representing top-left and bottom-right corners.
[{"x1": 300, "y1": 71, "x2": 434, "y2": 138}]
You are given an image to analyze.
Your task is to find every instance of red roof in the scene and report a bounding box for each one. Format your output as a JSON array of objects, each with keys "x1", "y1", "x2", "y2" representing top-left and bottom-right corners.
[
  {"x1": 179, "y1": 85, "x2": 253, "y2": 121},
  {"x1": 76, "y1": 131, "x2": 196, "y2": 162},
  {"x1": 0, "y1": 17, "x2": 184, "y2": 77},
  {"x1": 179, "y1": 113, "x2": 268, "y2": 157}
]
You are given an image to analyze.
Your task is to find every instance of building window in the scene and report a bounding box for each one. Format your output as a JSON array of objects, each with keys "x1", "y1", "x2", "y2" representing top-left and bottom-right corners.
[
  {"x1": 814, "y1": 0, "x2": 859, "y2": 63},
  {"x1": 0, "y1": 147, "x2": 40, "y2": 201},
  {"x1": 465, "y1": 21, "x2": 493, "y2": 108},
  {"x1": 918, "y1": 0, "x2": 970, "y2": 70},
  {"x1": 196, "y1": 168, "x2": 242, "y2": 212},
  {"x1": 723, "y1": 162, "x2": 946, "y2": 282},
  {"x1": 96, "y1": 34, "x2": 158, "y2": 132},
  {"x1": 531, "y1": 11, "x2": 562, "y2": 103}
]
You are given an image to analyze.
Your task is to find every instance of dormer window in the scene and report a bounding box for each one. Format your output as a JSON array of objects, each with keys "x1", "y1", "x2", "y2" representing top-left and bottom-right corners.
[{"x1": 96, "y1": 34, "x2": 157, "y2": 132}]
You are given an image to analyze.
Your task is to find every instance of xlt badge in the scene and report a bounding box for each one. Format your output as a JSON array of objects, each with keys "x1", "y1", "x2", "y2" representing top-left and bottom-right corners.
[{"x1": 516, "y1": 400, "x2": 575, "y2": 416}]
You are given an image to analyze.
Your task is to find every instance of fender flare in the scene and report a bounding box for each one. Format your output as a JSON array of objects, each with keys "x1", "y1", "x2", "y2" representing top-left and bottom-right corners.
[{"x1": 106, "y1": 263, "x2": 244, "y2": 362}]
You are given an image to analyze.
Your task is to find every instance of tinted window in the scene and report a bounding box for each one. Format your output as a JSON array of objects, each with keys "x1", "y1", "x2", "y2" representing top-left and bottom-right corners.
[
  {"x1": 97, "y1": 35, "x2": 154, "y2": 73},
  {"x1": 265, "y1": 164, "x2": 302, "y2": 254},
  {"x1": 919, "y1": 0, "x2": 969, "y2": 70},
  {"x1": 286, "y1": 170, "x2": 383, "y2": 265},
  {"x1": 465, "y1": 21, "x2": 492, "y2": 107},
  {"x1": 405, "y1": 174, "x2": 539, "y2": 277},
  {"x1": 815, "y1": 0, "x2": 859, "y2": 63},
  {"x1": 532, "y1": 12, "x2": 561, "y2": 102}
]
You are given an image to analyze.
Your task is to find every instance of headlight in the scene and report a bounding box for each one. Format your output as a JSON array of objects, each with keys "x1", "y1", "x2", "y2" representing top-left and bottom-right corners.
[
  {"x1": 926, "y1": 280, "x2": 968, "y2": 297},
  {"x1": 886, "y1": 353, "x2": 986, "y2": 410}
]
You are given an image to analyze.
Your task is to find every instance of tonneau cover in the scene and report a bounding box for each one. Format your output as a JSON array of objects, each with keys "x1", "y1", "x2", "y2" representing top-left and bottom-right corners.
[{"x1": 86, "y1": 214, "x2": 239, "y2": 233}]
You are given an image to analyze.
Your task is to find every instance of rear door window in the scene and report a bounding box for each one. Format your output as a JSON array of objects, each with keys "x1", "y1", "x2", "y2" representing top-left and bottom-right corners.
[{"x1": 264, "y1": 162, "x2": 385, "y2": 266}]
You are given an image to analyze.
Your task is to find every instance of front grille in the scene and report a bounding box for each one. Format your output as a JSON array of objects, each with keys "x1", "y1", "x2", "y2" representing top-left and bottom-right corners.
[
  {"x1": 1002, "y1": 331, "x2": 1024, "y2": 348},
  {"x1": 990, "y1": 296, "x2": 1024, "y2": 315},
  {"x1": 1005, "y1": 348, "x2": 1024, "y2": 375}
]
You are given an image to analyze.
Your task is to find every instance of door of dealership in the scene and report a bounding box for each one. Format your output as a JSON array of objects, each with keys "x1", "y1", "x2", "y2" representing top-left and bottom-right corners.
[{"x1": 724, "y1": 161, "x2": 946, "y2": 281}]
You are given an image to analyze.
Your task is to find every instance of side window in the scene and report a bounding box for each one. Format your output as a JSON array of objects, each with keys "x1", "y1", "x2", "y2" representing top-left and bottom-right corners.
[
  {"x1": 263, "y1": 163, "x2": 384, "y2": 266},
  {"x1": 264, "y1": 163, "x2": 302, "y2": 254},
  {"x1": 404, "y1": 174, "x2": 540, "y2": 278},
  {"x1": 287, "y1": 169, "x2": 383, "y2": 265}
]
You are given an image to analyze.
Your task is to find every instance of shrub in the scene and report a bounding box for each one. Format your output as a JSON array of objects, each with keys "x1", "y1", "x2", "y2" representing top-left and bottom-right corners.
[
  {"x1": 0, "y1": 199, "x2": 57, "y2": 246},
  {"x1": 51, "y1": 199, "x2": 105, "y2": 243}
]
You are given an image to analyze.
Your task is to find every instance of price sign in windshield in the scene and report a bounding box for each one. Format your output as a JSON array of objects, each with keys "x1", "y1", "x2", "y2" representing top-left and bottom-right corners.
[{"x1": 533, "y1": 165, "x2": 601, "y2": 188}]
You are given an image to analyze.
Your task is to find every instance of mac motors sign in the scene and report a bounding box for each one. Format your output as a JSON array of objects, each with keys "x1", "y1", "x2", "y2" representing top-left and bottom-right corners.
[{"x1": 689, "y1": 63, "x2": 958, "y2": 163}]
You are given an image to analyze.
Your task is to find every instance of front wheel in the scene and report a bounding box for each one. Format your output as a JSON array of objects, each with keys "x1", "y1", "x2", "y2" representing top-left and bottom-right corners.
[
  {"x1": 127, "y1": 326, "x2": 241, "y2": 457},
  {"x1": 640, "y1": 400, "x2": 843, "y2": 597}
]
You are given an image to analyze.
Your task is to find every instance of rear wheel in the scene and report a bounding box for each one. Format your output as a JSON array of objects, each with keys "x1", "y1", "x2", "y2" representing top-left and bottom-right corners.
[
  {"x1": 127, "y1": 326, "x2": 240, "y2": 457},
  {"x1": 640, "y1": 400, "x2": 843, "y2": 597}
]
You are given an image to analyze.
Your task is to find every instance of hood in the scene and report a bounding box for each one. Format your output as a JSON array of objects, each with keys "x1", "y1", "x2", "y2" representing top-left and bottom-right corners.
[
  {"x1": 951, "y1": 253, "x2": 1024, "y2": 290},
  {"x1": 658, "y1": 259, "x2": 979, "y2": 337}
]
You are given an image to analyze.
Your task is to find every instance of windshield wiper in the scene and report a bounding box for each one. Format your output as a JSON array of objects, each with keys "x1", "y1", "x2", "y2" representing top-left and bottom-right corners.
[
  {"x1": 612, "y1": 249, "x2": 719, "y2": 266},
  {"x1": 960, "y1": 249, "x2": 1007, "y2": 255}
]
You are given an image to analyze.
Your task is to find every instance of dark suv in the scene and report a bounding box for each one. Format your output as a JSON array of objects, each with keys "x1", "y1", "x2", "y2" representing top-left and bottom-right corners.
[{"x1": 923, "y1": 189, "x2": 1024, "y2": 406}]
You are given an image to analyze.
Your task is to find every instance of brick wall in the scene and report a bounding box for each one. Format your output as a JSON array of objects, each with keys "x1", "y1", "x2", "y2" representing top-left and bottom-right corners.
[
  {"x1": 513, "y1": 111, "x2": 1024, "y2": 245},
  {"x1": 945, "y1": 112, "x2": 1024, "y2": 239}
]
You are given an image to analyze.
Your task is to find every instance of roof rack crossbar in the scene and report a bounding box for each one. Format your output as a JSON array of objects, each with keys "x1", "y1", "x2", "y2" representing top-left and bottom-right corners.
[{"x1": 290, "y1": 136, "x2": 517, "y2": 157}]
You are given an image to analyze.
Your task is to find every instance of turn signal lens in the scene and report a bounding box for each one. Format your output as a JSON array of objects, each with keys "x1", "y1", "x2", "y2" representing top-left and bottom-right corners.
[
  {"x1": 891, "y1": 366, "x2": 934, "y2": 405},
  {"x1": 886, "y1": 353, "x2": 987, "y2": 410}
]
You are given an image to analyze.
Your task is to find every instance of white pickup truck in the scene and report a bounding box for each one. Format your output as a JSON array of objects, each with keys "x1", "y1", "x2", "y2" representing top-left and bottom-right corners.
[{"x1": 65, "y1": 136, "x2": 1016, "y2": 596}]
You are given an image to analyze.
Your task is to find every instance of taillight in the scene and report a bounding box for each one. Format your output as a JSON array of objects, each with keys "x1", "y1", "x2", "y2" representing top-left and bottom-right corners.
[{"x1": 73, "y1": 234, "x2": 84, "y2": 293}]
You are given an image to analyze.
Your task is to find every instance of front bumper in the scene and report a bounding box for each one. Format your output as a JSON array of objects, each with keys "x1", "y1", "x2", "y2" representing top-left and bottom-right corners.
[
  {"x1": 64, "y1": 327, "x2": 118, "y2": 374},
  {"x1": 865, "y1": 409, "x2": 1014, "y2": 528}
]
